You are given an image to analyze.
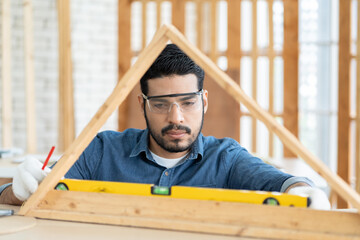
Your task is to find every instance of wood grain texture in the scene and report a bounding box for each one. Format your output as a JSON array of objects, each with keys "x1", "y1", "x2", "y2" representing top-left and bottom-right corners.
[
  {"x1": 29, "y1": 190, "x2": 360, "y2": 239},
  {"x1": 283, "y1": 0, "x2": 298, "y2": 158},
  {"x1": 337, "y1": 0, "x2": 351, "y2": 208},
  {"x1": 57, "y1": 0, "x2": 75, "y2": 152}
]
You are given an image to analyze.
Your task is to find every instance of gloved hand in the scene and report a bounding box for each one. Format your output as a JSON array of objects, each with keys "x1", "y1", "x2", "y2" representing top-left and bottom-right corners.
[
  {"x1": 12, "y1": 156, "x2": 51, "y2": 201},
  {"x1": 288, "y1": 186, "x2": 331, "y2": 210}
]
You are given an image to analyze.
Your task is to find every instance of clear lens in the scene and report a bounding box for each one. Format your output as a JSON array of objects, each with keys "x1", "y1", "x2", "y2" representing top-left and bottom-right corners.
[{"x1": 145, "y1": 91, "x2": 202, "y2": 113}]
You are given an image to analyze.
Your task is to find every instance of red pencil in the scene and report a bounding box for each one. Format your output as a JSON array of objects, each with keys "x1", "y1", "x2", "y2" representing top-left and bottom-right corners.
[{"x1": 42, "y1": 146, "x2": 55, "y2": 170}]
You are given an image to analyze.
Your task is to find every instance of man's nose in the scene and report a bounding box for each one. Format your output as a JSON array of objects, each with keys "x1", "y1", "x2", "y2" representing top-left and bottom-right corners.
[{"x1": 167, "y1": 102, "x2": 184, "y2": 124}]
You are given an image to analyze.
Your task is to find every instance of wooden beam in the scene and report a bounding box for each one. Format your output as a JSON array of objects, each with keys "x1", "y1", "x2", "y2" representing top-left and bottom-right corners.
[
  {"x1": 28, "y1": 190, "x2": 360, "y2": 239},
  {"x1": 251, "y1": 0, "x2": 258, "y2": 153},
  {"x1": 356, "y1": 0, "x2": 360, "y2": 194},
  {"x1": 142, "y1": 0, "x2": 148, "y2": 49},
  {"x1": 166, "y1": 24, "x2": 360, "y2": 211},
  {"x1": 196, "y1": 0, "x2": 203, "y2": 50},
  {"x1": 117, "y1": 0, "x2": 132, "y2": 131},
  {"x1": 268, "y1": 0, "x2": 275, "y2": 157},
  {"x1": 283, "y1": 0, "x2": 298, "y2": 158},
  {"x1": 19, "y1": 25, "x2": 170, "y2": 216},
  {"x1": 337, "y1": 0, "x2": 351, "y2": 208},
  {"x1": 1, "y1": 0, "x2": 12, "y2": 149},
  {"x1": 171, "y1": 0, "x2": 185, "y2": 33},
  {"x1": 210, "y1": 0, "x2": 217, "y2": 62},
  {"x1": 57, "y1": 0, "x2": 75, "y2": 152},
  {"x1": 23, "y1": 0, "x2": 37, "y2": 153},
  {"x1": 227, "y1": 0, "x2": 241, "y2": 141}
]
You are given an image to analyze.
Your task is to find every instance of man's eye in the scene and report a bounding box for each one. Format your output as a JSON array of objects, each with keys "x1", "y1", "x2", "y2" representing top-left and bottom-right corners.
[
  {"x1": 153, "y1": 103, "x2": 168, "y2": 109},
  {"x1": 181, "y1": 101, "x2": 196, "y2": 106}
]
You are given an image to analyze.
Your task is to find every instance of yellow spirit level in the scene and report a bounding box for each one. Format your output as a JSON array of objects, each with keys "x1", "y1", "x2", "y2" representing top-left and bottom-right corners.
[{"x1": 55, "y1": 179, "x2": 310, "y2": 208}]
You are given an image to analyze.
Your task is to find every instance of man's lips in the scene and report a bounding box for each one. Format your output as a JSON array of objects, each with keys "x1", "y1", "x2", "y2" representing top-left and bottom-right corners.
[{"x1": 166, "y1": 130, "x2": 186, "y2": 139}]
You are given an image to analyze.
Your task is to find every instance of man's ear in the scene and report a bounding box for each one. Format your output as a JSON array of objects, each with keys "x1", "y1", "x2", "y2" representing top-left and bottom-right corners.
[
  {"x1": 203, "y1": 90, "x2": 209, "y2": 113},
  {"x1": 138, "y1": 95, "x2": 145, "y2": 112}
]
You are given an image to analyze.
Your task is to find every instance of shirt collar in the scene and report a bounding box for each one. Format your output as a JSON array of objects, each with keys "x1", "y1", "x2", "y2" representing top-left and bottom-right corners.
[{"x1": 130, "y1": 129, "x2": 204, "y2": 161}]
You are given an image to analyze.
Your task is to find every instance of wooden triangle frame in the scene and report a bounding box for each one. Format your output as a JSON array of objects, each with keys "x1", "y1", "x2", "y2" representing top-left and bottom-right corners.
[{"x1": 19, "y1": 24, "x2": 360, "y2": 239}]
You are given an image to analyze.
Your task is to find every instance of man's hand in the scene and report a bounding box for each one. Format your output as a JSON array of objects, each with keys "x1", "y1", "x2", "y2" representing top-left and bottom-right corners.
[
  {"x1": 12, "y1": 156, "x2": 51, "y2": 201},
  {"x1": 288, "y1": 186, "x2": 331, "y2": 210}
]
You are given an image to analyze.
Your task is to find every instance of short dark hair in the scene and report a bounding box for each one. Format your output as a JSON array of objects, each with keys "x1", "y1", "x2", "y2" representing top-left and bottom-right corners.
[{"x1": 140, "y1": 44, "x2": 205, "y2": 95}]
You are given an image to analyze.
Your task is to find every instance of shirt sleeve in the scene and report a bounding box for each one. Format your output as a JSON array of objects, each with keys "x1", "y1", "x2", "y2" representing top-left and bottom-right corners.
[
  {"x1": 0, "y1": 183, "x2": 12, "y2": 196},
  {"x1": 227, "y1": 148, "x2": 294, "y2": 192},
  {"x1": 280, "y1": 176, "x2": 315, "y2": 192}
]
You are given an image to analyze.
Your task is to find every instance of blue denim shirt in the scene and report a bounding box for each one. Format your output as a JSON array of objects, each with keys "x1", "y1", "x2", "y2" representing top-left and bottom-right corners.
[{"x1": 64, "y1": 129, "x2": 307, "y2": 192}]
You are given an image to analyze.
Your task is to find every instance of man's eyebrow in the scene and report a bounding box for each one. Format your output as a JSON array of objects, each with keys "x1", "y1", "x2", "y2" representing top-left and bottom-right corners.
[{"x1": 179, "y1": 95, "x2": 197, "y2": 101}]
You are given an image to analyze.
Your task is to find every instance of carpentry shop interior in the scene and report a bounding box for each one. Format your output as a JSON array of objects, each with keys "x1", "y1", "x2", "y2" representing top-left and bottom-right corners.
[{"x1": 0, "y1": 0, "x2": 360, "y2": 239}]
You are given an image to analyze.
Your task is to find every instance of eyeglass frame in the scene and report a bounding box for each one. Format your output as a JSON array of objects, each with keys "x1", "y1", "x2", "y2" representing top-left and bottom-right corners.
[{"x1": 141, "y1": 89, "x2": 204, "y2": 113}]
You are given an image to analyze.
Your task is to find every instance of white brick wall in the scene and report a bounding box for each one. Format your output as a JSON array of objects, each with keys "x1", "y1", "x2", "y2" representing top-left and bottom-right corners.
[{"x1": 0, "y1": 0, "x2": 118, "y2": 153}]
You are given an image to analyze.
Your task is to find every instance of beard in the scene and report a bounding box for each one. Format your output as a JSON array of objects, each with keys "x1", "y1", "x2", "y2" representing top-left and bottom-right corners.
[{"x1": 144, "y1": 106, "x2": 204, "y2": 153}]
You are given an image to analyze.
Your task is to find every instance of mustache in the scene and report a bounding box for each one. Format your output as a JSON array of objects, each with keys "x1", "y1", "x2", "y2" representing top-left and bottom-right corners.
[{"x1": 161, "y1": 124, "x2": 191, "y2": 135}]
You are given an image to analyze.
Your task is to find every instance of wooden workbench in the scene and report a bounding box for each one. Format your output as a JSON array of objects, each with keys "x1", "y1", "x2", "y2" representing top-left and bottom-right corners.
[{"x1": 0, "y1": 204, "x2": 256, "y2": 240}]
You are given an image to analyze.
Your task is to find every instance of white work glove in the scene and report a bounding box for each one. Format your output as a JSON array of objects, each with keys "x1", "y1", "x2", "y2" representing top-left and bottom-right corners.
[
  {"x1": 288, "y1": 186, "x2": 331, "y2": 210},
  {"x1": 12, "y1": 156, "x2": 51, "y2": 201}
]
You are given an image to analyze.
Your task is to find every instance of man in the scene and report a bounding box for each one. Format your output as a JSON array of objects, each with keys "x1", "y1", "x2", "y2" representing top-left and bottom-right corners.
[{"x1": 0, "y1": 44, "x2": 330, "y2": 209}]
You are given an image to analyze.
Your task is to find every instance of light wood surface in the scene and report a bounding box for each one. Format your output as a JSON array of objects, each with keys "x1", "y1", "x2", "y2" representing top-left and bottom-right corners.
[
  {"x1": 0, "y1": 215, "x2": 36, "y2": 235},
  {"x1": 0, "y1": 205, "x2": 254, "y2": 240},
  {"x1": 28, "y1": 190, "x2": 360, "y2": 239}
]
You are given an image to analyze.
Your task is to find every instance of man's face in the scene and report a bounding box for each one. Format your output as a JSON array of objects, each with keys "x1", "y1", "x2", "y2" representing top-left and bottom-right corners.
[{"x1": 138, "y1": 74, "x2": 208, "y2": 158}]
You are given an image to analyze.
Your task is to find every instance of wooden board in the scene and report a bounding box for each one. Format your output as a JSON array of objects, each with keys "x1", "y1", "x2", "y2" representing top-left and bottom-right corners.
[
  {"x1": 283, "y1": 0, "x2": 298, "y2": 158},
  {"x1": 58, "y1": 0, "x2": 75, "y2": 152},
  {"x1": 337, "y1": 0, "x2": 351, "y2": 208},
  {"x1": 28, "y1": 190, "x2": 360, "y2": 240}
]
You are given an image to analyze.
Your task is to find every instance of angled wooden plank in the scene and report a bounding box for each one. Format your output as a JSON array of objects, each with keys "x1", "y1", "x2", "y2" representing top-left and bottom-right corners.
[
  {"x1": 1, "y1": 0, "x2": 12, "y2": 148},
  {"x1": 19, "y1": 25, "x2": 170, "y2": 216},
  {"x1": 165, "y1": 24, "x2": 360, "y2": 211},
  {"x1": 338, "y1": 0, "x2": 351, "y2": 208},
  {"x1": 24, "y1": 0, "x2": 37, "y2": 153},
  {"x1": 27, "y1": 190, "x2": 360, "y2": 239}
]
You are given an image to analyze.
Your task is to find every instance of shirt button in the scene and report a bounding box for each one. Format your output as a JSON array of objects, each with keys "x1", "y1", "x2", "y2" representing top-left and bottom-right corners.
[{"x1": 165, "y1": 171, "x2": 169, "y2": 176}]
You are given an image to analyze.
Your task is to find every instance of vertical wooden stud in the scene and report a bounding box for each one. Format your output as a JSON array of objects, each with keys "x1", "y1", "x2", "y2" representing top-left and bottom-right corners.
[
  {"x1": 227, "y1": 0, "x2": 241, "y2": 142},
  {"x1": 172, "y1": 0, "x2": 185, "y2": 34},
  {"x1": 156, "y1": 0, "x2": 162, "y2": 29},
  {"x1": 283, "y1": 0, "x2": 298, "y2": 158},
  {"x1": 57, "y1": 0, "x2": 75, "y2": 152},
  {"x1": 196, "y1": 0, "x2": 203, "y2": 50},
  {"x1": 251, "y1": 0, "x2": 258, "y2": 153},
  {"x1": 268, "y1": 0, "x2": 274, "y2": 157},
  {"x1": 355, "y1": 0, "x2": 360, "y2": 193},
  {"x1": 337, "y1": 0, "x2": 351, "y2": 208},
  {"x1": 142, "y1": 0, "x2": 148, "y2": 49},
  {"x1": 117, "y1": 0, "x2": 132, "y2": 131},
  {"x1": 24, "y1": 0, "x2": 37, "y2": 153},
  {"x1": 210, "y1": 0, "x2": 217, "y2": 62},
  {"x1": 1, "y1": 0, "x2": 12, "y2": 149}
]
